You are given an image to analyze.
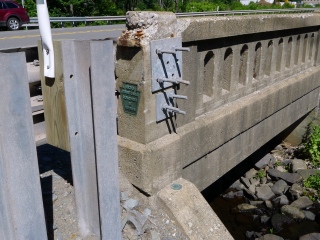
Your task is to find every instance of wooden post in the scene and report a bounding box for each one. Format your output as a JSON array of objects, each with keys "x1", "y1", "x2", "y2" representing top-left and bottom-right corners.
[{"x1": 0, "y1": 52, "x2": 47, "y2": 240}]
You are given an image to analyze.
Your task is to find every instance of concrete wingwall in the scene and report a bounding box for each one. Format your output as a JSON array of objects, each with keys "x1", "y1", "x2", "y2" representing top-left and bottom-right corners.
[{"x1": 116, "y1": 11, "x2": 320, "y2": 195}]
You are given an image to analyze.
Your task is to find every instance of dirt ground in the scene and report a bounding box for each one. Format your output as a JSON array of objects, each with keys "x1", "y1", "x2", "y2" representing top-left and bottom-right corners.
[{"x1": 36, "y1": 144, "x2": 188, "y2": 240}]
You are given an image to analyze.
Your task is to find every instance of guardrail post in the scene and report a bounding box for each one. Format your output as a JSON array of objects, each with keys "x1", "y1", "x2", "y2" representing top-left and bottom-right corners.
[
  {"x1": 90, "y1": 40, "x2": 121, "y2": 240},
  {"x1": 0, "y1": 52, "x2": 47, "y2": 240},
  {"x1": 40, "y1": 39, "x2": 121, "y2": 238}
]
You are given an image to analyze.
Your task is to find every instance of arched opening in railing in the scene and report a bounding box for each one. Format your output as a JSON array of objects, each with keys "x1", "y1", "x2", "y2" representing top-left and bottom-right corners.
[
  {"x1": 265, "y1": 40, "x2": 273, "y2": 77},
  {"x1": 302, "y1": 34, "x2": 308, "y2": 63},
  {"x1": 253, "y1": 42, "x2": 262, "y2": 80},
  {"x1": 239, "y1": 45, "x2": 248, "y2": 86},
  {"x1": 286, "y1": 37, "x2": 293, "y2": 69},
  {"x1": 203, "y1": 51, "x2": 214, "y2": 101},
  {"x1": 222, "y1": 48, "x2": 233, "y2": 93},
  {"x1": 295, "y1": 35, "x2": 301, "y2": 66},
  {"x1": 276, "y1": 38, "x2": 283, "y2": 72},
  {"x1": 309, "y1": 33, "x2": 315, "y2": 61}
]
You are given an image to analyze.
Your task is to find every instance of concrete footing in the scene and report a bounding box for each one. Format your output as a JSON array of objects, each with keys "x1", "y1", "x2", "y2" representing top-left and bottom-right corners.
[{"x1": 157, "y1": 178, "x2": 233, "y2": 240}]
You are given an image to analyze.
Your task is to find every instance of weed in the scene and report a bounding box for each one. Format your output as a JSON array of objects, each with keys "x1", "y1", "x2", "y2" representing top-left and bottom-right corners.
[
  {"x1": 302, "y1": 124, "x2": 320, "y2": 167},
  {"x1": 255, "y1": 170, "x2": 266, "y2": 179},
  {"x1": 303, "y1": 172, "x2": 320, "y2": 200},
  {"x1": 269, "y1": 228, "x2": 274, "y2": 234}
]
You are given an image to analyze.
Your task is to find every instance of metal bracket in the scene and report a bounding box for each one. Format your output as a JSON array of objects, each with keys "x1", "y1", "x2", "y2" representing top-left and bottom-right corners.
[
  {"x1": 156, "y1": 89, "x2": 187, "y2": 122},
  {"x1": 151, "y1": 37, "x2": 189, "y2": 92}
]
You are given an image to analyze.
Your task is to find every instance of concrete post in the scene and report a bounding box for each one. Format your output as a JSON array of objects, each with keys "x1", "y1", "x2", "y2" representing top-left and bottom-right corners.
[{"x1": 0, "y1": 52, "x2": 47, "y2": 240}]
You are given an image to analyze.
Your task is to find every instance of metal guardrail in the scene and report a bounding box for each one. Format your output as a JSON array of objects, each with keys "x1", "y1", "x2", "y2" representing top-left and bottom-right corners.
[{"x1": 25, "y1": 8, "x2": 316, "y2": 28}]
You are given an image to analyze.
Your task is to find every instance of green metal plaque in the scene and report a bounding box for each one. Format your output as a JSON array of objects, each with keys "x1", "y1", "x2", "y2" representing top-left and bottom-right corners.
[{"x1": 120, "y1": 82, "x2": 141, "y2": 116}]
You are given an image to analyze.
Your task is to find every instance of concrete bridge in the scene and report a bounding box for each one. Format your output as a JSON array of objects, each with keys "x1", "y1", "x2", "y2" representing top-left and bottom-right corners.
[
  {"x1": 114, "y1": 11, "x2": 320, "y2": 195},
  {"x1": 38, "y1": 10, "x2": 320, "y2": 239}
]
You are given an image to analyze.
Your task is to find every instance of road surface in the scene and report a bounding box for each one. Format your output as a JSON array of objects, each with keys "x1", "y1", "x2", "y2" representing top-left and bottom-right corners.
[{"x1": 0, "y1": 24, "x2": 125, "y2": 51}]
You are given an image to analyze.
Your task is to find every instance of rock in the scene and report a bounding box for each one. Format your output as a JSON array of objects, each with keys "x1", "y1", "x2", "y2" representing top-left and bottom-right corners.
[
  {"x1": 299, "y1": 233, "x2": 320, "y2": 240},
  {"x1": 249, "y1": 200, "x2": 264, "y2": 206},
  {"x1": 250, "y1": 177, "x2": 260, "y2": 186},
  {"x1": 243, "y1": 188, "x2": 258, "y2": 200},
  {"x1": 274, "y1": 195, "x2": 289, "y2": 205},
  {"x1": 241, "y1": 177, "x2": 251, "y2": 188},
  {"x1": 281, "y1": 205, "x2": 305, "y2": 219},
  {"x1": 249, "y1": 184, "x2": 256, "y2": 193},
  {"x1": 291, "y1": 159, "x2": 307, "y2": 172},
  {"x1": 255, "y1": 154, "x2": 274, "y2": 169},
  {"x1": 245, "y1": 168, "x2": 258, "y2": 179},
  {"x1": 246, "y1": 231, "x2": 255, "y2": 238},
  {"x1": 302, "y1": 211, "x2": 316, "y2": 221},
  {"x1": 256, "y1": 234, "x2": 284, "y2": 240},
  {"x1": 237, "y1": 203, "x2": 257, "y2": 211},
  {"x1": 275, "y1": 145, "x2": 283, "y2": 150},
  {"x1": 271, "y1": 180, "x2": 288, "y2": 195},
  {"x1": 124, "y1": 198, "x2": 139, "y2": 210},
  {"x1": 229, "y1": 179, "x2": 244, "y2": 190},
  {"x1": 290, "y1": 196, "x2": 313, "y2": 209},
  {"x1": 265, "y1": 200, "x2": 273, "y2": 209},
  {"x1": 267, "y1": 169, "x2": 302, "y2": 184},
  {"x1": 121, "y1": 192, "x2": 129, "y2": 201},
  {"x1": 234, "y1": 190, "x2": 244, "y2": 197},
  {"x1": 256, "y1": 185, "x2": 275, "y2": 201},
  {"x1": 297, "y1": 169, "x2": 320, "y2": 180},
  {"x1": 261, "y1": 215, "x2": 270, "y2": 224},
  {"x1": 52, "y1": 194, "x2": 58, "y2": 203},
  {"x1": 222, "y1": 191, "x2": 235, "y2": 199},
  {"x1": 261, "y1": 177, "x2": 267, "y2": 184},
  {"x1": 289, "y1": 183, "x2": 304, "y2": 199},
  {"x1": 271, "y1": 213, "x2": 294, "y2": 232},
  {"x1": 275, "y1": 166, "x2": 286, "y2": 172}
]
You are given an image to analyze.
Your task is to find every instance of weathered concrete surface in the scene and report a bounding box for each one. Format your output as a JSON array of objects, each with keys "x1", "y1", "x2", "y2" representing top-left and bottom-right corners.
[
  {"x1": 118, "y1": 66, "x2": 320, "y2": 194},
  {"x1": 157, "y1": 178, "x2": 233, "y2": 240}
]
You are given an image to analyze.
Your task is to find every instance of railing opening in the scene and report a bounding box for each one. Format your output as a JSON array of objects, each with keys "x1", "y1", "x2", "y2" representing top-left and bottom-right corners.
[
  {"x1": 302, "y1": 34, "x2": 308, "y2": 63},
  {"x1": 265, "y1": 40, "x2": 273, "y2": 77},
  {"x1": 222, "y1": 47, "x2": 233, "y2": 93},
  {"x1": 276, "y1": 38, "x2": 283, "y2": 72},
  {"x1": 295, "y1": 35, "x2": 301, "y2": 66},
  {"x1": 239, "y1": 45, "x2": 248, "y2": 86},
  {"x1": 309, "y1": 33, "x2": 315, "y2": 61},
  {"x1": 253, "y1": 42, "x2": 262, "y2": 80},
  {"x1": 286, "y1": 37, "x2": 293, "y2": 69},
  {"x1": 203, "y1": 51, "x2": 214, "y2": 102}
]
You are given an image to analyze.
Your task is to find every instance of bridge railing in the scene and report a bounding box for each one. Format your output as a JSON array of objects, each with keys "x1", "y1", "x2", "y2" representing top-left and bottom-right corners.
[{"x1": 23, "y1": 8, "x2": 316, "y2": 28}]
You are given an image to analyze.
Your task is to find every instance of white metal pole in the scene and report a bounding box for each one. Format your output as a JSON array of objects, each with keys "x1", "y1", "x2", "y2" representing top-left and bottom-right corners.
[{"x1": 36, "y1": 0, "x2": 55, "y2": 78}]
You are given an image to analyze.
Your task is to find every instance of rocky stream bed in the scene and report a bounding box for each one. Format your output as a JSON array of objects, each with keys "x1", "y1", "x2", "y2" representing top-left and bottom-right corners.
[{"x1": 210, "y1": 142, "x2": 320, "y2": 240}]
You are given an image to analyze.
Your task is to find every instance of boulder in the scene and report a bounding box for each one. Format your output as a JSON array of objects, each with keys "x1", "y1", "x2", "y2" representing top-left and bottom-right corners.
[
  {"x1": 291, "y1": 159, "x2": 307, "y2": 172},
  {"x1": 229, "y1": 179, "x2": 245, "y2": 190},
  {"x1": 290, "y1": 196, "x2": 313, "y2": 209},
  {"x1": 296, "y1": 169, "x2": 320, "y2": 180},
  {"x1": 241, "y1": 177, "x2": 251, "y2": 188},
  {"x1": 245, "y1": 168, "x2": 258, "y2": 179},
  {"x1": 256, "y1": 234, "x2": 284, "y2": 240},
  {"x1": 265, "y1": 200, "x2": 273, "y2": 209},
  {"x1": 255, "y1": 154, "x2": 274, "y2": 169},
  {"x1": 299, "y1": 233, "x2": 320, "y2": 240},
  {"x1": 267, "y1": 169, "x2": 302, "y2": 184},
  {"x1": 281, "y1": 205, "x2": 305, "y2": 219},
  {"x1": 274, "y1": 195, "x2": 289, "y2": 205},
  {"x1": 237, "y1": 203, "x2": 257, "y2": 211},
  {"x1": 271, "y1": 180, "x2": 287, "y2": 195},
  {"x1": 256, "y1": 185, "x2": 275, "y2": 201},
  {"x1": 302, "y1": 211, "x2": 316, "y2": 221}
]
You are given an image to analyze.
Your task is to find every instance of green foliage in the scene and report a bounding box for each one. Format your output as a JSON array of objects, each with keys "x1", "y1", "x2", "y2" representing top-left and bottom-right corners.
[
  {"x1": 255, "y1": 170, "x2": 266, "y2": 179},
  {"x1": 303, "y1": 172, "x2": 320, "y2": 199},
  {"x1": 303, "y1": 124, "x2": 320, "y2": 167}
]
